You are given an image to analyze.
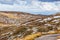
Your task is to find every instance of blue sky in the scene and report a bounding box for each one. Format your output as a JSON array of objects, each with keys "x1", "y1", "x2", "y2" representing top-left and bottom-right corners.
[
  {"x1": 0, "y1": 0, "x2": 60, "y2": 15},
  {"x1": 39, "y1": 0, "x2": 60, "y2": 2}
]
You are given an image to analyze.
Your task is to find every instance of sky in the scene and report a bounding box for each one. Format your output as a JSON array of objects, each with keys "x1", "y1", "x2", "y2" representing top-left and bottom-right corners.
[
  {"x1": 38, "y1": 0, "x2": 60, "y2": 2},
  {"x1": 0, "y1": 0, "x2": 60, "y2": 15}
]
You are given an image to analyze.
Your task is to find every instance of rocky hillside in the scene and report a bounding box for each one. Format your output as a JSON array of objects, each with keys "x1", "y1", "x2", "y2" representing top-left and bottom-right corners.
[{"x1": 0, "y1": 11, "x2": 60, "y2": 40}]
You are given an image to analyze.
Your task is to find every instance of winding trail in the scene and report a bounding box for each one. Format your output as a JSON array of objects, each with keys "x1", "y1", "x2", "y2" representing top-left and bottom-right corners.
[{"x1": 35, "y1": 34, "x2": 60, "y2": 40}]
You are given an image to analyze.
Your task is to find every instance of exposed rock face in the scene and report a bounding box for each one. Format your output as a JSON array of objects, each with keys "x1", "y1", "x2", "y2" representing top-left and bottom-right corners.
[{"x1": 0, "y1": 11, "x2": 60, "y2": 40}]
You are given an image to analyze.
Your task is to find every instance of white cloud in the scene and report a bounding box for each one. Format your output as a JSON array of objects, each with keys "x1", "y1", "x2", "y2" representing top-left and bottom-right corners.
[
  {"x1": 0, "y1": 1, "x2": 60, "y2": 14},
  {"x1": 30, "y1": 1, "x2": 60, "y2": 11}
]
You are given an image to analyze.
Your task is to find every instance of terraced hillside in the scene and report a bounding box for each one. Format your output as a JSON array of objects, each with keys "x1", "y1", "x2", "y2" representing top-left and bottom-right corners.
[{"x1": 0, "y1": 11, "x2": 60, "y2": 40}]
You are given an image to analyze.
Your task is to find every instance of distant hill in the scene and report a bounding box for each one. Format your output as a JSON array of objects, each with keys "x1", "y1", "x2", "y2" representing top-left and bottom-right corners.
[{"x1": 0, "y1": 11, "x2": 60, "y2": 40}]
